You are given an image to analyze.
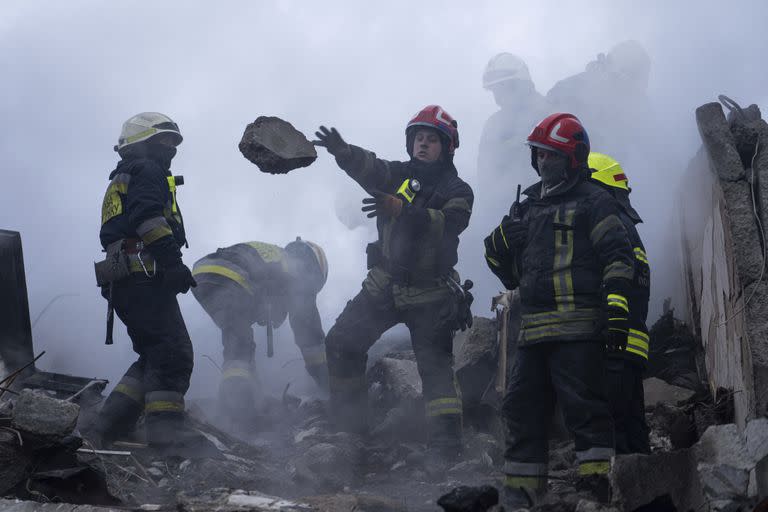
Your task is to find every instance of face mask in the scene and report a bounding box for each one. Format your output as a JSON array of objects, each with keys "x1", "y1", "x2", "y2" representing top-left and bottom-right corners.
[
  {"x1": 539, "y1": 157, "x2": 568, "y2": 189},
  {"x1": 146, "y1": 143, "x2": 177, "y2": 169}
]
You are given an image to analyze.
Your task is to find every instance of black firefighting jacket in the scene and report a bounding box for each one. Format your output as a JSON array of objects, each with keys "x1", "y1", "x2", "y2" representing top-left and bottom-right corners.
[
  {"x1": 100, "y1": 156, "x2": 185, "y2": 266},
  {"x1": 486, "y1": 170, "x2": 635, "y2": 345},
  {"x1": 192, "y1": 242, "x2": 324, "y2": 348},
  {"x1": 335, "y1": 145, "x2": 473, "y2": 282}
]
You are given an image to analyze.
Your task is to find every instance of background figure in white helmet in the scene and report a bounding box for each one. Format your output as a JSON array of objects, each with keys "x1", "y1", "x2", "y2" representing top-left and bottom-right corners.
[
  {"x1": 478, "y1": 53, "x2": 550, "y2": 217},
  {"x1": 546, "y1": 40, "x2": 652, "y2": 161},
  {"x1": 191, "y1": 238, "x2": 329, "y2": 435}
]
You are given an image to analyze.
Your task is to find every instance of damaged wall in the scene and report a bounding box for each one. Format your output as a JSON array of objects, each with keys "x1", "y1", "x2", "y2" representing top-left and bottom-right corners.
[{"x1": 680, "y1": 100, "x2": 768, "y2": 427}]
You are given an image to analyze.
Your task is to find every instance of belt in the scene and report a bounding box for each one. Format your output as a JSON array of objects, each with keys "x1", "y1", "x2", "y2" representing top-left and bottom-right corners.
[
  {"x1": 381, "y1": 257, "x2": 442, "y2": 286},
  {"x1": 123, "y1": 238, "x2": 144, "y2": 255}
]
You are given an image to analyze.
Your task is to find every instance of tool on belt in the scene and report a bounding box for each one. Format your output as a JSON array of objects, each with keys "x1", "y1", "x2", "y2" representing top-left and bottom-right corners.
[{"x1": 446, "y1": 276, "x2": 474, "y2": 331}]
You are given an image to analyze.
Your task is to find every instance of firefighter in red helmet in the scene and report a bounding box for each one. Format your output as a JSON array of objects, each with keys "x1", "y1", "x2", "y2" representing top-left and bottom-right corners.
[
  {"x1": 313, "y1": 105, "x2": 474, "y2": 469},
  {"x1": 484, "y1": 113, "x2": 635, "y2": 506}
]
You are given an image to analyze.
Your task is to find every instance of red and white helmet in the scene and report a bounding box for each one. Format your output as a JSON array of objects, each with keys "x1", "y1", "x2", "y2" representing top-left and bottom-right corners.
[
  {"x1": 526, "y1": 112, "x2": 590, "y2": 169},
  {"x1": 405, "y1": 105, "x2": 460, "y2": 156}
]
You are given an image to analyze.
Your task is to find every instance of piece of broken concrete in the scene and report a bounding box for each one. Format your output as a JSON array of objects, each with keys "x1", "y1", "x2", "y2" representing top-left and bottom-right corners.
[
  {"x1": 11, "y1": 389, "x2": 79, "y2": 443},
  {"x1": 239, "y1": 116, "x2": 317, "y2": 174}
]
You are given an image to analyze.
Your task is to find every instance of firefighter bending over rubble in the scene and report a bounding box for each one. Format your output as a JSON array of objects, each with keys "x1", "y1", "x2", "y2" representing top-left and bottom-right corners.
[
  {"x1": 484, "y1": 113, "x2": 635, "y2": 506},
  {"x1": 313, "y1": 105, "x2": 474, "y2": 464},
  {"x1": 191, "y1": 239, "x2": 329, "y2": 428},
  {"x1": 92, "y1": 113, "x2": 210, "y2": 455}
]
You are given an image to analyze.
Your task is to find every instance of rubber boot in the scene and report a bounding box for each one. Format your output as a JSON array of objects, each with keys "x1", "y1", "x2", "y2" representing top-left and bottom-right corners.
[
  {"x1": 145, "y1": 410, "x2": 221, "y2": 459},
  {"x1": 501, "y1": 486, "x2": 535, "y2": 510},
  {"x1": 91, "y1": 392, "x2": 143, "y2": 448}
]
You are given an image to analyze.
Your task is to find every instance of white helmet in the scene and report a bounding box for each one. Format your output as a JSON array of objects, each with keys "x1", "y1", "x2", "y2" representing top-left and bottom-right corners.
[
  {"x1": 482, "y1": 53, "x2": 532, "y2": 89},
  {"x1": 116, "y1": 112, "x2": 183, "y2": 152},
  {"x1": 285, "y1": 237, "x2": 328, "y2": 290}
]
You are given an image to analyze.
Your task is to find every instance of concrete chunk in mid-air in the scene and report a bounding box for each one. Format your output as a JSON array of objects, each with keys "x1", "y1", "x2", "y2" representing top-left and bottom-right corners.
[{"x1": 238, "y1": 116, "x2": 317, "y2": 174}]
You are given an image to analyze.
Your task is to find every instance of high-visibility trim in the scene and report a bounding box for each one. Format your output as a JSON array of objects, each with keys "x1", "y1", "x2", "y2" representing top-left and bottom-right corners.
[
  {"x1": 301, "y1": 346, "x2": 327, "y2": 366},
  {"x1": 101, "y1": 173, "x2": 132, "y2": 225},
  {"x1": 634, "y1": 247, "x2": 649, "y2": 264},
  {"x1": 246, "y1": 242, "x2": 284, "y2": 263},
  {"x1": 144, "y1": 390, "x2": 184, "y2": 414},
  {"x1": 222, "y1": 368, "x2": 252, "y2": 380},
  {"x1": 136, "y1": 216, "x2": 173, "y2": 245},
  {"x1": 503, "y1": 461, "x2": 548, "y2": 476},
  {"x1": 625, "y1": 329, "x2": 650, "y2": 359},
  {"x1": 166, "y1": 176, "x2": 179, "y2": 214},
  {"x1": 504, "y1": 475, "x2": 546, "y2": 490},
  {"x1": 578, "y1": 461, "x2": 611, "y2": 476},
  {"x1": 396, "y1": 179, "x2": 416, "y2": 203},
  {"x1": 426, "y1": 397, "x2": 463, "y2": 417},
  {"x1": 607, "y1": 294, "x2": 629, "y2": 313},
  {"x1": 553, "y1": 206, "x2": 576, "y2": 312},
  {"x1": 192, "y1": 264, "x2": 253, "y2": 293},
  {"x1": 485, "y1": 253, "x2": 501, "y2": 268},
  {"x1": 521, "y1": 308, "x2": 600, "y2": 328},
  {"x1": 576, "y1": 446, "x2": 614, "y2": 462},
  {"x1": 603, "y1": 261, "x2": 634, "y2": 281},
  {"x1": 426, "y1": 208, "x2": 446, "y2": 235},
  {"x1": 114, "y1": 383, "x2": 143, "y2": 404},
  {"x1": 499, "y1": 223, "x2": 509, "y2": 249},
  {"x1": 145, "y1": 401, "x2": 184, "y2": 413},
  {"x1": 589, "y1": 214, "x2": 623, "y2": 246},
  {"x1": 521, "y1": 320, "x2": 598, "y2": 342},
  {"x1": 124, "y1": 127, "x2": 158, "y2": 144}
]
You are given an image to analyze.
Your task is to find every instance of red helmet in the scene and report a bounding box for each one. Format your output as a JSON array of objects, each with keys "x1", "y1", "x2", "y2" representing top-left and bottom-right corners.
[
  {"x1": 526, "y1": 113, "x2": 590, "y2": 169},
  {"x1": 406, "y1": 105, "x2": 460, "y2": 156}
]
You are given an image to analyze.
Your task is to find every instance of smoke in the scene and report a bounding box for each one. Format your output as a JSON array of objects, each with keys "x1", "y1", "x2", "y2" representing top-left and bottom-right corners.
[{"x1": 0, "y1": 0, "x2": 766, "y2": 397}]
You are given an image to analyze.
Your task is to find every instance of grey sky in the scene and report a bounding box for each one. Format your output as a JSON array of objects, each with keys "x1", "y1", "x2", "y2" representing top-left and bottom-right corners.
[{"x1": 1, "y1": 0, "x2": 766, "y2": 396}]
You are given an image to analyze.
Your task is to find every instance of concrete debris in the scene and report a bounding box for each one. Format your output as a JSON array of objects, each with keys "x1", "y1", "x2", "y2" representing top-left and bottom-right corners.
[
  {"x1": 303, "y1": 494, "x2": 408, "y2": 512},
  {"x1": 697, "y1": 463, "x2": 749, "y2": 499},
  {"x1": 642, "y1": 377, "x2": 695, "y2": 407},
  {"x1": 239, "y1": 116, "x2": 317, "y2": 174},
  {"x1": 0, "y1": 500, "x2": 123, "y2": 511},
  {"x1": 437, "y1": 485, "x2": 498, "y2": 512},
  {"x1": 11, "y1": 389, "x2": 79, "y2": 442},
  {"x1": 454, "y1": 317, "x2": 498, "y2": 407}
]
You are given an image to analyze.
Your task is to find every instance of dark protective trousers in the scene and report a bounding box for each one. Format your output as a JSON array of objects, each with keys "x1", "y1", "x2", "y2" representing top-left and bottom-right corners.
[
  {"x1": 502, "y1": 341, "x2": 614, "y2": 491},
  {"x1": 325, "y1": 288, "x2": 461, "y2": 451},
  {"x1": 605, "y1": 357, "x2": 650, "y2": 455},
  {"x1": 96, "y1": 275, "x2": 193, "y2": 444}
]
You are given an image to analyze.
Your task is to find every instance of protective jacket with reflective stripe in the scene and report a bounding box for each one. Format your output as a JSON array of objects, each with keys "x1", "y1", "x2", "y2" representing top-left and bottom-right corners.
[
  {"x1": 335, "y1": 146, "x2": 473, "y2": 281},
  {"x1": 488, "y1": 171, "x2": 635, "y2": 345},
  {"x1": 192, "y1": 242, "x2": 324, "y2": 347},
  {"x1": 614, "y1": 209, "x2": 650, "y2": 365},
  {"x1": 99, "y1": 156, "x2": 186, "y2": 264}
]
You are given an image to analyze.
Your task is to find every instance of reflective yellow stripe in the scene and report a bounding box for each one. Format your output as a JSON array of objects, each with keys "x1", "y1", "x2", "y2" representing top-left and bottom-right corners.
[
  {"x1": 124, "y1": 127, "x2": 158, "y2": 144},
  {"x1": 522, "y1": 319, "x2": 597, "y2": 342},
  {"x1": 145, "y1": 401, "x2": 184, "y2": 413},
  {"x1": 634, "y1": 247, "x2": 649, "y2": 264},
  {"x1": 485, "y1": 254, "x2": 501, "y2": 268},
  {"x1": 246, "y1": 242, "x2": 284, "y2": 263},
  {"x1": 443, "y1": 197, "x2": 471, "y2": 213},
  {"x1": 396, "y1": 179, "x2": 416, "y2": 203},
  {"x1": 114, "y1": 383, "x2": 143, "y2": 404},
  {"x1": 625, "y1": 329, "x2": 649, "y2": 359},
  {"x1": 579, "y1": 461, "x2": 611, "y2": 476},
  {"x1": 192, "y1": 264, "x2": 252, "y2": 293},
  {"x1": 167, "y1": 176, "x2": 179, "y2": 214},
  {"x1": 553, "y1": 206, "x2": 576, "y2": 312},
  {"x1": 504, "y1": 475, "x2": 546, "y2": 490},
  {"x1": 499, "y1": 223, "x2": 509, "y2": 249},
  {"x1": 625, "y1": 346, "x2": 649, "y2": 359},
  {"x1": 426, "y1": 397, "x2": 462, "y2": 417},
  {"x1": 607, "y1": 294, "x2": 629, "y2": 313},
  {"x1": 521, "y1": 309, "x2": 600, "y2": 328},
  {"x1": 222, "y1": 368, "x2": 252, "y2": 380},
  {"x1": 142, "y1": 226, "x2": 173, "y2": 244}
]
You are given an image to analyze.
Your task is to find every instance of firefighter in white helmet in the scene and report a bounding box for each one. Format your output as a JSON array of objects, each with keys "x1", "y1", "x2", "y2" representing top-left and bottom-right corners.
[{"x1": 92, "y1": 112, "x2": 212, "y2": 455}]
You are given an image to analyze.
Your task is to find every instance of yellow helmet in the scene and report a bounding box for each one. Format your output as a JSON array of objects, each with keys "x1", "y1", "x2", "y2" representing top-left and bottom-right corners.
[
  {"x1": 285, "y1": 237, "x2": 328, "y2": 290},
  {"x1": 589, "y1": 152, "x2": 629, "y2": 191}
]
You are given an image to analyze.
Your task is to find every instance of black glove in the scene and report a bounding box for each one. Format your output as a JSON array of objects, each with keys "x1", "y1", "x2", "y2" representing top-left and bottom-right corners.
[
  {"x1": 488, "y1": 215, "x2": 527, "y2": 254},
  {"x1": 604, "y1": 305, "x2": 629, "y2": 352},
  {"x1": 361, "y1": 193, "x2": 403, "y2": 218},
  {"x1": 312, "y1": 126, "x2": 351, "y2": 158},
  {"x1": 162, "y1": 262, "x2": 197, "y2": 295}
]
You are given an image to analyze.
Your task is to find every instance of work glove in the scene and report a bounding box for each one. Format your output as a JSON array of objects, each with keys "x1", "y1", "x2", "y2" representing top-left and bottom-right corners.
[
  {"x1": 487, "y1": 215, "x2": 527, "y2": 255},
  {"x1": 604, "y1": 304, "x2": 629, "y2": 352},
  {"x1": 362, "y1": 193, "x2": 403, "y2": 218},
  {"x1": 162, "y1": 262, "x2": 197, "y2": 295},
  {"x1": 312, "y1": 126, "x2": 351, "y2": 159}
]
